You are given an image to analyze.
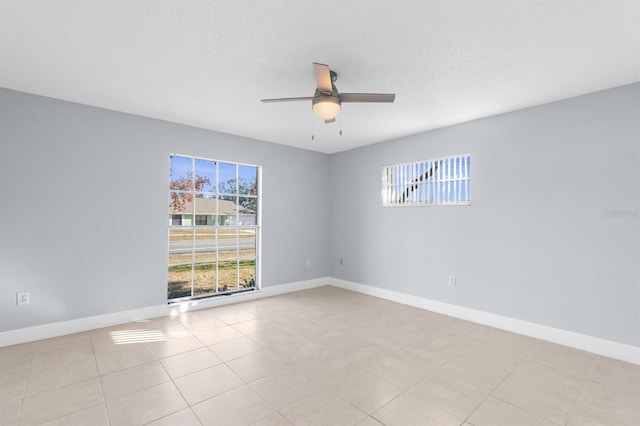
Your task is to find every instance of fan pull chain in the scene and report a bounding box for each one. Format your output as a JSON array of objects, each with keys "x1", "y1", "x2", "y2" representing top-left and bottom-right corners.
[{"x1": 311, "y1": 110, "x2": 315, "y2": 140}]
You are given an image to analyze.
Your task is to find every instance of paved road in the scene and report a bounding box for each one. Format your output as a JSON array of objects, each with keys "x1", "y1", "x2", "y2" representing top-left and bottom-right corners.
[{"x1": 169, "y1": 238, "x2": 255, "y2": 253}]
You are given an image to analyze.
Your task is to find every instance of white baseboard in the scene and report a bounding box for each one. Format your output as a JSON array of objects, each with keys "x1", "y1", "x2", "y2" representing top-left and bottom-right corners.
[
  {"x1": 0, "y1": 304, "x2": 167, "y2": 348},
  {"x1": 329, "y1": 278, "x2": 640, "y2": 365},
  {"x1": 0, "y1": 278, "x2": 330, "y2": 348}
]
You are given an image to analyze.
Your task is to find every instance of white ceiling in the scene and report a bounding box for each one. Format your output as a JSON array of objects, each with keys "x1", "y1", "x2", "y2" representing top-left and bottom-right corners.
[{"x1": 1, "y1": 1, "x2": 639, "y2": 154}]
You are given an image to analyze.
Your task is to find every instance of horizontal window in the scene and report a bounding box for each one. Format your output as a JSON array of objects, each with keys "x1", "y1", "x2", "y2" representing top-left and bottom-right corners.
[{"x1": 382, "y1": 154, "x2": 471, "y2": 206}]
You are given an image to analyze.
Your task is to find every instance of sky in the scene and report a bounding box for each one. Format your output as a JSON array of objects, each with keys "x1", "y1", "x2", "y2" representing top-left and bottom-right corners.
[{"x1": 169, "y1": 155, "x2": 257, "y2": 194}]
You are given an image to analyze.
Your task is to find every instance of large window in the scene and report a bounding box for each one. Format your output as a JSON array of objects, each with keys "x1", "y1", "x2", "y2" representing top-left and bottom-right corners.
[
  {"x1": 167, "y1": 155, "x2": 260, "y2": 301},
  {"x1": 382, "y1": 154, "x2": 471, "y2": 206}
]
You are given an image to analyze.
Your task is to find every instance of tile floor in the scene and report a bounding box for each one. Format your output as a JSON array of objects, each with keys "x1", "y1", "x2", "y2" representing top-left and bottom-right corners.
[{"x1": 1, "y1": 286, "x2": 639, "y2": 425}]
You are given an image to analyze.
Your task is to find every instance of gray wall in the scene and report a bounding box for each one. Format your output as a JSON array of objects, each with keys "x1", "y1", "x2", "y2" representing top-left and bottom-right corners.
[
  {"x1": 330, "y1": 84, "x2": 640, "y2": 347},
  {"x1": 0, "y1": 88, "x2": 331, "y2": 332},
  {"x1": 2, "y1": 84, "x2": 638, "y2": 348}
]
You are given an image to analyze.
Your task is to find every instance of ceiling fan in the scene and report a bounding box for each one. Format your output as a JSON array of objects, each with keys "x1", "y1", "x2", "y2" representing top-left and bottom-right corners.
[{"x1": 261, "y1": 63, "x2": 395, "y2": 123}]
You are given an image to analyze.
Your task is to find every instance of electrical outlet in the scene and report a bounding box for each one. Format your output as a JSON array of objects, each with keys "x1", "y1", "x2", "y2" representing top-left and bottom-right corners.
[
  {"x1": 448, "y1": 276, "x2": 456, "y2": 287},
  {"x1": 306, "y1": 259, "x2": 311, "y2": 267},
  {"x1": 17, "y1": 291, "x2": 30, "y2": 305}
]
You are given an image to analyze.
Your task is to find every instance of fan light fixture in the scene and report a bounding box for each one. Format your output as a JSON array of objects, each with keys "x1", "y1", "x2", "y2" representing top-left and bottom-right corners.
[
  {"x1": 312, "y1": 96, "x2": 341, "y2": 120},
  {"x1": 261, "y1": 63, "x2": 395, "y2": 124}
]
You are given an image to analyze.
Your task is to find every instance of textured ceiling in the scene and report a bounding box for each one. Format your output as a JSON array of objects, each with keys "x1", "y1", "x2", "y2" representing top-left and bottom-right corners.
[{"x1": 1, "y1": 1, "x2": 639, "y2": 153}]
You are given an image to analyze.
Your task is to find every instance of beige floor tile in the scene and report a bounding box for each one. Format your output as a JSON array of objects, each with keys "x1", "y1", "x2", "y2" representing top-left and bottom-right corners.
[
  {"x1": 176, "y1": 307, "x2": 220, "y2": 321},
  {"x1": 0, "y1": 343, "x2": 36, "y2": 367},
  {"x1": 364, "y1": 353, "x2": 435, "y2": 389},
  {"x1": 493, "y1": 360, "x2": 584, "y2": 425},
  {"x1": 280, "y1": 388, "x2": 367, "y2": 426},
  {"x1": 250, "y1": 411, "x2": 292, "y2": 426},
  {"x1": 308, "y1": 330, "x2": 383, "y2": 366},
  {"x1": 103, "y1": 328, "x2": 171, "y2": 346},
  {"x1": 136, "y1": 316, "x2": 190, "y2": 334},
  {"x1": 195, "y1": 325, "x2": 243, "y2": 345},
  {"x1": 279, "y1": 339, "x2": 331, "y2": 364},
  {"x1": 350, "y1": 326, "x2": 419, "y2": 352},
  {"x1": 247, "y1": 328, "x2": 311, "y2": 361},
  {"x1": 90, "y1": 323, "x2": 144, "y2": 353},
  {"x1": 33, "y1": 333, "x2": 93, "y2": 356},
  {"x1": 327, "y1": 369, "x2": 403, "y2": 414},
  {"x1": 212, "y1": 307, "x2": 256, "y2": 325},
  {"x1": 416, "y1": 309, "x2": 459, "y2": 329},
  {"x1": 310, "y1": 311, "x2": 354, "y2": 330},
  {"x1": 4, "y1": 287, "x2": 640, "y2": 426},
  {"x1": 209, "y1": 335, "x2": 263, "y2": 362},
  {"x1": 160, "y1": 347, "x2": 222, "y2": 379},
  {"x1": 481, "y1": 328, "x2": 538, "y2": 357},
  {"x1": 232, "y1": 318, "x2": 277, "y2": 335},
  {"x1": 408, "y1": 355, "x2": 512, "y2": 419},
  {"x1": 30, "y1": 343, "x2": 94, "y2": 373},
  {"x1": 457, "y1": 341, "x2": 527, "y2": 372},
  {"x1": 100, "y1": 361, "x2": 169, "y2": 401},
  {"x1": 39, "y1": 404, "x2": 109, "y2": 426},
  {"x1": 445, "y1": 320, "x2": 497, "y2": 343},
  {"x1": 378, "y1": 319, "x2": 431, "y2": 344},
  {"x1": 310, "y1": 327, "x2": 364, "y2": 348},
  {"x1": 588, "y1": 356, "x2": 640, "y2": 389},
  {"x1": 294, "y1": 354, "x2": 362, "y2": 388},
  {"x1": 0, "y1": 398, "x2": 21, "y2": 426},
  {"x1": 177, "y1": 312, "x2": 227, "y2": 332},
  {"x1": 392, "y1": 338, "x2": 450, "y2": 368},
  {"x1": 94, "y1": 342, "x2": 156, "y2": 375},
  {"x1": 400, "y1": 330, "x2": 469, "y2": 362},
  {"x1": 26, "y1": 356, "x2": 98, "y2": 395},
  {"x1": 106, "y1": 381, "x2": 187, "y2": 426},
  {"x1": 174, "y1": 364, "x2": 244, "y2": 405},
  {"x1": 19, "y1": 378, "x2": 103, "y2": 426},
  {"x1": 468, "y1": 396, "x2": 556, "y2": 426},
  {"x1": 0, "y1": 359, "x2": 30, "y2": 405},
  {"x1": 277, "y1": 317, "x2": 327, "y2": 339},
  {"x1": 345, "y1": 342, "x2": 390, "y2": 366},
  {"x1": 372, "y1": 391, "x2": 463, "y2": 426},
  {"x1": 147, "y1": 335, "x2": 204, "y2": 358},
  {"x1": 355, "y1": 417, "x2": 384, "y2": 426},
  {"x1": 235, "y1": 299, "x2": 286, "y2": 317},
  {"x1": 408, "y1": 376, "x2": 484, "y2": 420},
  {"x1": 148, "y1": 408, "x2": 202, "y2": 426},
  {"x1": 528, "y1": 341, "x2": 595, "y2": 378},
  {"x1": 250, "y1": 366, "x2": 320, "y2": 409},
  {"x1": 193, "y1": 385, "x2": 275, "y2": 426},
  {"x1": 568, "y1": 379, "x2": 640, "y2": 426},
  {"x1": 227, "y1": 349, "x2": 292, "y2": 383},
  {"x1": 245, "y1": 322, "x2": 299, "y2": 343}
]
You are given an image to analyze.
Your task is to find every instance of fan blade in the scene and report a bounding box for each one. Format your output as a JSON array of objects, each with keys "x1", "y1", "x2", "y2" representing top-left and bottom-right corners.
[
  {"x1": 313, "y1": 62, "x2": 333, "y2": 95},
  {"x1": 324, "y1": 118, "x2": 335, "y2": 124},
  {"x1": 260, "y1": 97, "x2": 314, "y2": 103},
  {"x1": 340, "y1": 93, "x2": 395, "y2": 103}
]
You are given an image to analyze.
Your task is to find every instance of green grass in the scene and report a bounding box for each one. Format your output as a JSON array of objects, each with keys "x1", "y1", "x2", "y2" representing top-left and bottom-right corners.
[{"x1": 168, "y1": 259, "x2": 256, "y2": 300}]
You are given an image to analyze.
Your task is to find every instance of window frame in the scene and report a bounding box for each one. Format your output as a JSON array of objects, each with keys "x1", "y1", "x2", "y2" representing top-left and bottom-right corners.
[
  {"x1": 381, "y1": 154, "x2": 471, "y2": 207},
  {"x1": 167, "y1": 154, "x2": 261, "y2": 302}
]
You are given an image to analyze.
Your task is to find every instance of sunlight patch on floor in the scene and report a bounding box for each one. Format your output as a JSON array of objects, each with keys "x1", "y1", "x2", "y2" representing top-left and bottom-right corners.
[{"x1": 109, "y1": 329, "x2": 167, "y2": 344}]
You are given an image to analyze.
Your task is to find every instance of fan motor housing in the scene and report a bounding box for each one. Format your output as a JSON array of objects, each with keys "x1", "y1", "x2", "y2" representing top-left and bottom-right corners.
[{"x1": 312, "y1": 88, "x2": 341, "y2": 106}]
